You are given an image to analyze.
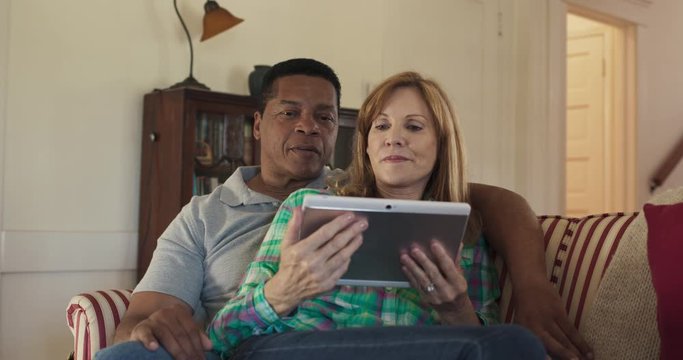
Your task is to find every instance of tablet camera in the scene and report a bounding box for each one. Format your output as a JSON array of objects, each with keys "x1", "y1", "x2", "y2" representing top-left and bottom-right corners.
[{"x1": 385, "y1": 204, "x2": 392, "y2": 210}]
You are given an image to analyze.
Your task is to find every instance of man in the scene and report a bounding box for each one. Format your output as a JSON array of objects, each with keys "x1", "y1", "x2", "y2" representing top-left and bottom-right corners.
[{"x1": 103, "y1": 59, "x2": 591, "y2": 359}]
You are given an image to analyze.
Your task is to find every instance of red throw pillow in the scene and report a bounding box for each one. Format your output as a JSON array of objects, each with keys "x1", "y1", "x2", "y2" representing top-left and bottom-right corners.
[{"x1": 644, "y1": 202, "x2": 683, "y2": 360}]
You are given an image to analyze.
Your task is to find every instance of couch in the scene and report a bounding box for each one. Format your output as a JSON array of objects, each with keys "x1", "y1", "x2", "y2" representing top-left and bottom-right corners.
[{"x1": 66, "y1": 186, "x2": 683, "y2": 360}]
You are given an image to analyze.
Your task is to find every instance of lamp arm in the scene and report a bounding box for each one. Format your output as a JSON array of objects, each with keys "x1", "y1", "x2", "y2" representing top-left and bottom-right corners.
[{"x1": 173, "y1": 0, "x2": 194, "y2": 78}]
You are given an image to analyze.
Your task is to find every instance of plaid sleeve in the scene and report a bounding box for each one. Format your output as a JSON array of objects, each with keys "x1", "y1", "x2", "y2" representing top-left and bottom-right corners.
[
  {"x1": 207, "y1": 188, "x2": 324, "y2": 356},
  {"x1": 460, "y1": 235, "x2": 501, "y2": 326}
]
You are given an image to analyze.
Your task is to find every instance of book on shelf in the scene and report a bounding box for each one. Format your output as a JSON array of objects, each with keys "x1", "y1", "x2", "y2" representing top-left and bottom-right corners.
[
  {"x1": 192, "y1": 175, "x2": 222, "y2": 196},
  {"x1": 243, "y1": 120, "x2": 253, "y2": 165}
]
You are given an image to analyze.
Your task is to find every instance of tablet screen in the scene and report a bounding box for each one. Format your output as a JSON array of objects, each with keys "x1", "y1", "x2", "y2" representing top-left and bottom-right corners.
[{"x1": 300, "y1": 194, "x2": 471, "y2": 288}]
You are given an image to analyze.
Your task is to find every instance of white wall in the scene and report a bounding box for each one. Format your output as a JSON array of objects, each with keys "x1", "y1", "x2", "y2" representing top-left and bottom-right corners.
[
  {"x1": 0, "y1": 0, "x2": 9, "y2": 356},
  {"x1": 380, "y1": 0, "x2": 516, "y2": 190},
  {"x1": 506, "y1": 0, "x2": 568, "y2": 214},
  {"x1": 634, "y1": 0, "x2": 683, "y2": 200}
]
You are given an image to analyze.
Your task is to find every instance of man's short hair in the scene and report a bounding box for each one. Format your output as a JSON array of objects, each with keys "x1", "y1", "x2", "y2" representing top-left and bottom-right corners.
[{"x1": 258, "y1": 58, "x2": 341, "y2": 114}]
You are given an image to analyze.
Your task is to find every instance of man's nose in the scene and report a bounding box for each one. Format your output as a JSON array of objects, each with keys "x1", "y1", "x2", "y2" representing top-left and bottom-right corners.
[{"x1": 295, "y1": 113, "x2": 320, "y2": 135}]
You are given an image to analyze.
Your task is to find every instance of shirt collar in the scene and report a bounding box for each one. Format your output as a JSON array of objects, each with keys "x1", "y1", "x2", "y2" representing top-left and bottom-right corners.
[{"x1": 220, "y1": 166, "x2": 331, "y2": 207}]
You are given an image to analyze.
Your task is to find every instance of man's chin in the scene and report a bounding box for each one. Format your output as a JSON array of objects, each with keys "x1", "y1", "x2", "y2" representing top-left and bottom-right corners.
[{"x1": 289, "y1": 164, "x2": 325, "y2": 181}]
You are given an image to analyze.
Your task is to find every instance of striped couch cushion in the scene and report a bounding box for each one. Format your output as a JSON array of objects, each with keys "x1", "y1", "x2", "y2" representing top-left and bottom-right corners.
[
  {"x1": 66, "y1": 289, "x2": 133, "y2": 360},
  {"x1": 496, "y1": 213, "x2": 637, "y2": 327}
]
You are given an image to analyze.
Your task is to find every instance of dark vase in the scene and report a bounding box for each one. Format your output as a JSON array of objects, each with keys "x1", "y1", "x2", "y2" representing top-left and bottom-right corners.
[{"x1": 248, "y1": 65, "x2": 271, "y2": 97}]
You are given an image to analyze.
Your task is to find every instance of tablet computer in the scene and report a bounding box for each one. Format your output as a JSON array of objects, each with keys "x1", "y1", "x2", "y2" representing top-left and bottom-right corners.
[{"x1": 300, "y1": 194, "x2": 471, "y2": 288}]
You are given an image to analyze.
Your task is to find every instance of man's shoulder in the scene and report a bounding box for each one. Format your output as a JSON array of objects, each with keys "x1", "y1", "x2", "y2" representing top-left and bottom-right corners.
[
  {"x1": 187, "y1": 167, "x2": 282, "y2": 210},
  {"x1": 183, "y1": 190, "x2": 226, "y2": 214}
]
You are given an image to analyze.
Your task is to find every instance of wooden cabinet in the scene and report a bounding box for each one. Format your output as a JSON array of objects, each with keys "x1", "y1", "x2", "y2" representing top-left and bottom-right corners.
[{"x1": 137, "y1": 88, "x2": 358, "y2": 279}]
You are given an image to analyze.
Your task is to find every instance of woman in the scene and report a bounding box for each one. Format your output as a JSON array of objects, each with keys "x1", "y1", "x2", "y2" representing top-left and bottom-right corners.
[{"x1": 208, "y1": 72, "x2": 544, "y2": 359}]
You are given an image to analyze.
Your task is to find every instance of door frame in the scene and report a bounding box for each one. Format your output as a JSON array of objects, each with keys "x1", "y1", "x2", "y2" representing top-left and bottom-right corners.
[
  {"x1": 547, "y1": 1, "x2": 637, "y2": 213},
  {"x1": 568, "y1": 4, "x2": 637, "y2": 213}
]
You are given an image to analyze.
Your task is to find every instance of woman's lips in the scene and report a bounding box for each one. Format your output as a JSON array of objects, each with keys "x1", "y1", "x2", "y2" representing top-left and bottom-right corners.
[{"x1": 382, "y1": 155, "x2": 409, "y2": 162}]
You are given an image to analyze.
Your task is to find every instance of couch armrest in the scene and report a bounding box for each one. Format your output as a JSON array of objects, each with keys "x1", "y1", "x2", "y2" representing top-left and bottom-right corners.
[{"x1": 66, "y1": 289, "x2": 133, "y2": 360}]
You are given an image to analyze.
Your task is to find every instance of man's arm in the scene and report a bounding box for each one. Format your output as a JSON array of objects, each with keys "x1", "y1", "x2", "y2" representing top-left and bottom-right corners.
[
  {"x1": 469, "y1": 183, "x2": 593, "y2": 360},
  {"x1": 114, "y1": 194, "x2": 215, "y2": 358},
  {"x1": 114, "y1": 291, "x2": 212, "y2": 359}
]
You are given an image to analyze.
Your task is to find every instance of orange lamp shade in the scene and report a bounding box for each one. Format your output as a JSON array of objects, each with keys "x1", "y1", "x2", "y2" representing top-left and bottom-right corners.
[{"x1": 201, "y1": 1, "x2": 243, "y2": 42}]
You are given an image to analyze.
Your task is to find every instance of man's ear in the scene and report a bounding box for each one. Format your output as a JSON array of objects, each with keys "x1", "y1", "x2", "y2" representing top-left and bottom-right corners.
[{"x1": 253, "y1": 111, "x2": 262, "y2": 140}]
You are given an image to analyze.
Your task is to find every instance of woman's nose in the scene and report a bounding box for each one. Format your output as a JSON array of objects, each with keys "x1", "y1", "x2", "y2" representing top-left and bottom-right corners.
[{"x1": 385, "y1": 128, "x2": 405, "y2": 146}]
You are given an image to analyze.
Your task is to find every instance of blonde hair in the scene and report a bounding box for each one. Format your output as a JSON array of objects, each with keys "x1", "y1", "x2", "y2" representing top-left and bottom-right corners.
[{"x1": 329, "y1": 71, "x2": 481, "y2": 242}]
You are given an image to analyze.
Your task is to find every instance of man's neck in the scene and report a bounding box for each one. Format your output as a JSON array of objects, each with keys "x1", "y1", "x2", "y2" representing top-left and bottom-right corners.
[{"x1": 246, "y1": 170, "x2": 316, "y2": 201}]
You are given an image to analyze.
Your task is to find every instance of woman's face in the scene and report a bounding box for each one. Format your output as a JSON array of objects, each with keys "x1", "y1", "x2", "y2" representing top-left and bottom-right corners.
[{"x1": 366, "y1": 87, "x2": 438, "y2": 199}]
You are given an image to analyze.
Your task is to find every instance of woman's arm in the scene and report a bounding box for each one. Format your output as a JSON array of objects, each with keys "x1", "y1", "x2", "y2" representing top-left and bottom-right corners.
[
  {"x1": 207, "y1": 196, "x2": 299, "y2": 355},
  {"x1": 208, "y1": 189, "x2": 366, "y2": 356}
]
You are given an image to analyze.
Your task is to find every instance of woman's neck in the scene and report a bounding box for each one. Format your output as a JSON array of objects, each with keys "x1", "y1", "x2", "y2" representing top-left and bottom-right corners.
[{"x1": 375, "y1": 184, "x2": 425, "y2": 200}]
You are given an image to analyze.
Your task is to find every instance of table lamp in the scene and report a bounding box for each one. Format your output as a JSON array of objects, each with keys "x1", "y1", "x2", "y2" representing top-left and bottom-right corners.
[{"x1": 169, "y1": 0, "x2": 243, "y2": 90}]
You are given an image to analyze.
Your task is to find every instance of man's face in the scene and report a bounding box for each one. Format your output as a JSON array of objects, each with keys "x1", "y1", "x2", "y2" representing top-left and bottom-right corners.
[{"x1": 254, "y1": 75, "x2": 339, "y2": 181}]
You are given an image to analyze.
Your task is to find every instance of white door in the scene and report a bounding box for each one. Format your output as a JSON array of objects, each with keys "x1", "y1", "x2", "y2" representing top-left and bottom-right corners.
[{"x1": 566, "y1": 29, "x2": 607, "y2": 217}]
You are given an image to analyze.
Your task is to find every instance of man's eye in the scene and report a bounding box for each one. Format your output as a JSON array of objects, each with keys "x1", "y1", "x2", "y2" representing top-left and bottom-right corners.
[
  {"x1": 320, "y1": 115, "x2": 336, "y2": 122},
  {"x1": 281, "y1": 111, "x2": 297, "y2": 117}
]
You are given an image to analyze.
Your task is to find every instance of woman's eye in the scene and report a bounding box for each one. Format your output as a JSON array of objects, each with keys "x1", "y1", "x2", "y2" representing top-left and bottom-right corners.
[
  {"x1": 406, "y1": 123, "x2": 423, "y2": 131},
  {"x1": 374, "y1": 123, "x2": 389, "y2": 130}
]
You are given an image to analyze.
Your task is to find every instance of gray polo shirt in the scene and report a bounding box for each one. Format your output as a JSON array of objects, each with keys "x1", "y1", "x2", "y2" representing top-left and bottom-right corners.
[{"x1": 135, "y1": 166, "x2": 329, "y2": 323}]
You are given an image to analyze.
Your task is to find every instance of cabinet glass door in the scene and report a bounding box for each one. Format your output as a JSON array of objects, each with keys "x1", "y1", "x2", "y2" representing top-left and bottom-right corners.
[{"x1": 193, "y1": 111, "x2": 255, "y2": 195}]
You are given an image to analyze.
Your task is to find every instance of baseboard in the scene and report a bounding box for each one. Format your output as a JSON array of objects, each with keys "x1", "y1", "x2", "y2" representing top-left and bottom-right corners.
[{"x1": 0, "y1": 230, "x2": 137, "y2": 273}]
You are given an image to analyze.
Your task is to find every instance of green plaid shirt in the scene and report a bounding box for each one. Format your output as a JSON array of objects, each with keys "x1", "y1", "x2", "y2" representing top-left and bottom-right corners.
[{"x1": 208, "y1": 188, "x2": 500, "y2": 356}]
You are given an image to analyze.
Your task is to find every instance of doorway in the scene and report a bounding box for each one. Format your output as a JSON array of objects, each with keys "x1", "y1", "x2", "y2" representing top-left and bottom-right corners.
[{"x1": 565, "y1": 8, "x2": 636, "y2": 217}]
